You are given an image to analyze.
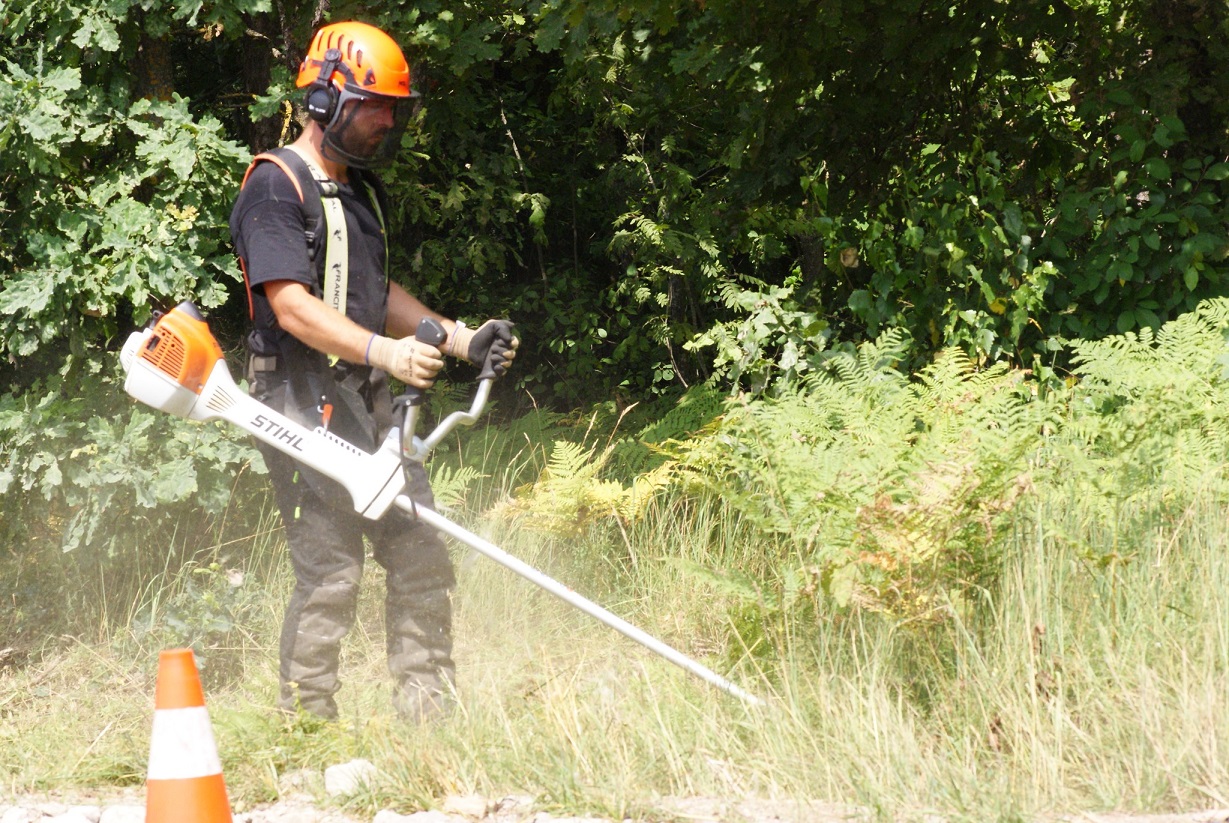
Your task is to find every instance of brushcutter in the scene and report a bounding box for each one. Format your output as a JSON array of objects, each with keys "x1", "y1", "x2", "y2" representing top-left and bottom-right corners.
[{"x1": 119, "y1": 301, "x2": 763, "y2": 706}]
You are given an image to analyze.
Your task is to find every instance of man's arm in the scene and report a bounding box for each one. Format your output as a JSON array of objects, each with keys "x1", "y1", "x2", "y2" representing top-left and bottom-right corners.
[
  {"x1": 386, "y1": 281, "x2": 458, "y2": 347},
  {"x1": 267, "y1": 280, "x2": 444, "y2": 388},
  {"x1": 386, "y1": 280, "x2": 520, "y2": 373},
  {"x1": 266, "y1": 281, "x2": 377, "y2": 365}
]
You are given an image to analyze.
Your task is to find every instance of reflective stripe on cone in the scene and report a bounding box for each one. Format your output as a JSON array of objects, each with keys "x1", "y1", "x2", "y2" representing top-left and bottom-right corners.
[{"x1": 147, "y1": 706, "x2": 223, "y2": 780}]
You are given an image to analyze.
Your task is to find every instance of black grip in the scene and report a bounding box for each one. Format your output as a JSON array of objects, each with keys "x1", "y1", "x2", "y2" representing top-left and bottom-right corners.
[
  {"x1": 477, "y1": 350, "x2": 504, "y2": 382},
  {"x1": 416, "y1": 317, "x2": 447, "y2": 347},
  {"x1": 399, "y1": 387, "x2": 425, "y2": 408},
  {"x1": 474, "y1": 319, "x2": 517, "y2": 382}
]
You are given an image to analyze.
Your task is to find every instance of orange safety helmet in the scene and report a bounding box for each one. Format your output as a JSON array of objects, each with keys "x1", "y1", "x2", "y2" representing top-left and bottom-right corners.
[{"x1": 296, "y1": 21, "x2": 418, "y2": 168}]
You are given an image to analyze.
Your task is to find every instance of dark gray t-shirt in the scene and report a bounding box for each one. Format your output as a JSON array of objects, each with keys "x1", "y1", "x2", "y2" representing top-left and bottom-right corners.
[
  {"x1": 230, "y1": 158, "x2": 390, "y2": 346},
  {"x1": 229, "y1": 155, "x2": 394, "y2": 451}
]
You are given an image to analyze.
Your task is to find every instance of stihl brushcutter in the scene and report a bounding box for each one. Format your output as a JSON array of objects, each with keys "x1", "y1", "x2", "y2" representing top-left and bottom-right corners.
[{"x1": 120, "y1": 301, "x2": 763, "y2": 706}]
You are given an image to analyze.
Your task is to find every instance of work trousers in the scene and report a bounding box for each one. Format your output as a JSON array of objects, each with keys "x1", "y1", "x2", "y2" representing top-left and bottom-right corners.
[{"x1": 260, "y1": 442, "x2": 457, "y2": 722}]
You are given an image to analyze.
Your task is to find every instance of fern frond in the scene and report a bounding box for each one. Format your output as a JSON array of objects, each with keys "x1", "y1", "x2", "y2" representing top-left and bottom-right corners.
[
  {"x1": 427, "y1": 463, "x2": 483, "y2": 512},
  {"x1": 497, "y1": 439, "x2": 673, "y2": 538},
  {"x1": 609, "y1": 384, "x2": 726, "y2": 477},
  {"x1": 1054, "y1": 296, "x2": 1229, "y2": 513},
  {"x1": 545, "y1": 439, "x2": 596, "y2": 481}
]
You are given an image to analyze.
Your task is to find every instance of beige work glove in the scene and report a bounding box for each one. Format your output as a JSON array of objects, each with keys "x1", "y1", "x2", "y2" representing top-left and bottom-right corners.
[
  {"x1": 366, "y1": 334, "x2": 444, "y2": 389},
  {"x1": 448, "y1": 319, "x2": 519, "y2": 376}
]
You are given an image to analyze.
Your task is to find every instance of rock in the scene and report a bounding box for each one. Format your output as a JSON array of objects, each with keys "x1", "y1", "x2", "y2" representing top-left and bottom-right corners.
[
  {"x1": 0, "y1": 809, "x2": 37, "y2": 823},
  {"x1": 442, "y1": 795, "x2": 489, "y2": 818},
  {"x1": 372, "y1": 812, "x2": 416, "y2": 823},
  {"x1": 497, "y1": 795, "x2": 535, "y2": 810},
  {"x1": 374, "y1": 811, "x2": 457, "y2": 823},
  {"x1": 323, "y1": 759, "x2": 379, "y2": 797},
  {"x1": 259, "y1": 803, "x2": 322, "y2": 823},
  {"x1": 43, "y1": 812, "x2": 97, "y2": 823},
  {"x1": 99, "y1": 807, "x2": 145, "y2": 823},
  {"x1": 278, "y1": 768, "x2": 321, "y2": 796}
]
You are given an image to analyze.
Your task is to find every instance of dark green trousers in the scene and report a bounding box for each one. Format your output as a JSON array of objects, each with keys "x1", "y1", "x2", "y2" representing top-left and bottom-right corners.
[{"x1": 260, "y1": 443, "x2": 456, "y2": 721}]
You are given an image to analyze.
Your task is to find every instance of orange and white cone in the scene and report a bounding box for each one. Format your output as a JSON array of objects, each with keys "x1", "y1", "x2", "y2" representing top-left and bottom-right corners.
[{"x1": 145, "y1": 648, "x2": 233, "y2": 823}]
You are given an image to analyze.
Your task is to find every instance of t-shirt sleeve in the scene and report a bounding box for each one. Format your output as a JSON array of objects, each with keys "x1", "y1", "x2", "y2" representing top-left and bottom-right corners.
[{"x1": 232, "y1": 161, "x2": 316, "y2": 293}]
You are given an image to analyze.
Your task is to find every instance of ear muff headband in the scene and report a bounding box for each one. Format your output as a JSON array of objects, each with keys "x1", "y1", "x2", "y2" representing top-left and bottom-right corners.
[{"x1": 306, "y1": 48, "x2": 349, "y2": 124}]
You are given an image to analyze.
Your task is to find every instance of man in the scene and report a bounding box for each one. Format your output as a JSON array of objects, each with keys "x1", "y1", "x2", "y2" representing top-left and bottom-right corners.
[{"x1": 229, "y1": 20, "x2": 517, "y2": 722}]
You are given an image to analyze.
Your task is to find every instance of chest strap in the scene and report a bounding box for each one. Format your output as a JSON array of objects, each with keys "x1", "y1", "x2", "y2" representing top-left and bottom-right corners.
[{"x1": 285, "y1": 145, "x2": 349, "y2": 318}]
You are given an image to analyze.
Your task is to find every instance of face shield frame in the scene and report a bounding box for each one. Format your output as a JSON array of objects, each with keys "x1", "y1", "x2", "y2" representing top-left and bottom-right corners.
[{"x1": 319, "y1": 85, "x2": 420, "y2": 170}]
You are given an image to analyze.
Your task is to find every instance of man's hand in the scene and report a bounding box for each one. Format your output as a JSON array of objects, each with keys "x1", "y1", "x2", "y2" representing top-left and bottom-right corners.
[
  {"x1": 449, "y1": 319, "x2": 519, "y2": 376},
  {"x1": 366, "y1": 334, "x2": 444, "y2": 389}
]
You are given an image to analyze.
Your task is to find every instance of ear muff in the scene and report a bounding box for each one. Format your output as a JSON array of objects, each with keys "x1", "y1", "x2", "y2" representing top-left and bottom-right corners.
[{"x1": 305, "y1": 48, "x2": 343, "y2": 124}]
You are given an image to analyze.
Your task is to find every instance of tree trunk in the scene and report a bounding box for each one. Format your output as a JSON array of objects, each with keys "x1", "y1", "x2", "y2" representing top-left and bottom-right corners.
[
  {"x1": 134, "y1": 32, "x2": 175, "y2": 102},
  {"x1": 1147, "y1": 0, "x2": 1228, "y2": 157},
  {"x1": 241, "y1": 13, "x2": 285, "y2": 152}
]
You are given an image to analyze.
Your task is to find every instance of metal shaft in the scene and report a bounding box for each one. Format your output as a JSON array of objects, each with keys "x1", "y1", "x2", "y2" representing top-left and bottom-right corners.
[{"x1": 400, "y1": 499, "x2": 764, "y2": 707}]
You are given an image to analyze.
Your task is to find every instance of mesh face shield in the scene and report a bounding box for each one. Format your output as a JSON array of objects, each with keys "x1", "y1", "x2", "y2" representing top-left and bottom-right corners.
[{"x1": 320, "y1": 90, "x2": 416, "y2": 170}]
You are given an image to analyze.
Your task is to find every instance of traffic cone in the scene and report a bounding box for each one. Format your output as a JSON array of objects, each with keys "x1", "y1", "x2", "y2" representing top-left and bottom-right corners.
[{"x1": 145, "y1": 648, "x2": 232, "y2": 823}]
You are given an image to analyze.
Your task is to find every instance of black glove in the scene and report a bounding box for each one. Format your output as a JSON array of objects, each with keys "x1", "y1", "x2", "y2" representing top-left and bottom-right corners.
[{"x1": 450, "y1": 319, "x2": 519, "y2": 376}]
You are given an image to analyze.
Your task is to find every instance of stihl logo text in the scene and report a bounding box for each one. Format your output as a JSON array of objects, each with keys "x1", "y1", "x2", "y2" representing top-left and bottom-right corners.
[{"x1": 252, "y1": 414, "x2": 305, "y2": 452}]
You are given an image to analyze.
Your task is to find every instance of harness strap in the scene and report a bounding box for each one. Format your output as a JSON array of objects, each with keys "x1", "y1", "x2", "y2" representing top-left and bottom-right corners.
[
  {"x1": 241, "y1": 152, "x2": 305, "y2": 200},
  {"x1": 285, "y1": 145, "x2": 349, "y2": 318}
]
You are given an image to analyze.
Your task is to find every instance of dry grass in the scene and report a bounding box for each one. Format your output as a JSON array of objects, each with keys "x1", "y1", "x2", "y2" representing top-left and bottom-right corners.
[{"x1": 2, "y1": 488, "x2": 1229, "y2": 822}]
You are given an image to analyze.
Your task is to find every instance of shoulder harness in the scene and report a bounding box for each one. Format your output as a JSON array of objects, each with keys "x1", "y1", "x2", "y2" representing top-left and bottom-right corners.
[
  {"x1": 237, "y1": 145, "x2": 389, "y2": 323},
  {"x1": 237, "y1": 147, "x2": 396, "y2": 453}
]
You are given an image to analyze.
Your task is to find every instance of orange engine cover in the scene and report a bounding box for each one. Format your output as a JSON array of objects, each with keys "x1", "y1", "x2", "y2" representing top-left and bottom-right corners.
[{"x1": 138, "y1": 304, "x2": 224, "y2": 394}]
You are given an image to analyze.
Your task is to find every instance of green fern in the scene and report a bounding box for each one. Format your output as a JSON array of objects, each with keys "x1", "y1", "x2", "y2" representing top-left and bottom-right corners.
[
  {"x1": 1055, "y1": 296, "x2": 1229, "y2": 516},
  {"x1": 426, "y1": 405, "x2": 569, "y2": 513},
  {"x1": 495, "y1": 440, "x2": 672, "y2": 538},
  {"x1": 609, "y1": 384, "x2": 725, "y2": 477},
  {"x1": 427, "y1": 463, "x2": 483, "y2": 512},
  {"x1": 446, "y1": 299, "x2": 1229, "y2": 642},
  {"x1": 673, "y1": 330, "x2": 1046, "y2": 626}
]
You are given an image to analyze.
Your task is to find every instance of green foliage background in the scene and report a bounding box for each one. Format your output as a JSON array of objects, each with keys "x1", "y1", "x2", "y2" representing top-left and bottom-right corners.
[{"x1": 0, "y1": 0, "x2": 1227, "y2": 644}]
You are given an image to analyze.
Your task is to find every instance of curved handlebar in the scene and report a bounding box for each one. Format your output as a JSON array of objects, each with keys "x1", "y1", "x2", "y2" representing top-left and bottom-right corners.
[
  {"x1": 397, "y1": 316, "x2": 496, "y2": 464},
  {"x1": 401, "y1": 378, "x2": 493, "y2": 463}
]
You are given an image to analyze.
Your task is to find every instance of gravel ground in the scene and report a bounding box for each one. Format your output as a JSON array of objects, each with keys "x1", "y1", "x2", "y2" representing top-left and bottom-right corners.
[
  {"x1": 4, "y1": 762, "x2": 1228, "y2": 823},
  {"x1": 3, "y1": 790, "x2": 1229, "y2": 823}
]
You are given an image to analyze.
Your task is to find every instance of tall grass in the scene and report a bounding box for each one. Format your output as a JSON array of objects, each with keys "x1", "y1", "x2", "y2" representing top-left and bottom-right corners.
[
  {"x1": 3, "y1": 467, "x2": 1227, "y2": 821},
  {"x1": 10, "y1": 295, "x2": 1229, "y2": 820}
]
